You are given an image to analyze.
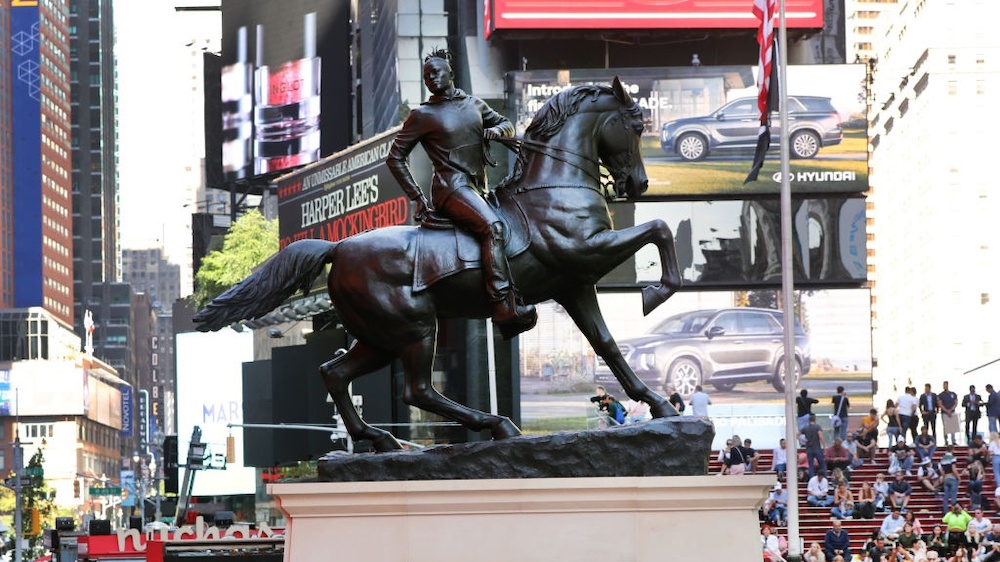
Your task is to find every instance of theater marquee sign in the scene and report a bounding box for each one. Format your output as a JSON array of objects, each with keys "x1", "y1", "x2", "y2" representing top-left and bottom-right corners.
[{"x1": 273, "y1": 127, "x2": 425, "y2": 249}]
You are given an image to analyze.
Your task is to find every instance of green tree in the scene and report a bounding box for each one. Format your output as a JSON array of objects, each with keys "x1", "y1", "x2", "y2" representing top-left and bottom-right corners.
[
  {"x1": 193, "y1": 209, "x2": 279, "y2": 310},
  {"x1": 16, "y1": 448, "x2": 57, "y2": 560}
]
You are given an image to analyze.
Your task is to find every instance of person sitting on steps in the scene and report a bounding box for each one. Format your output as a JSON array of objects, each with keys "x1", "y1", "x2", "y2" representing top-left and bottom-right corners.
[{"x1": 387, "y1": 48, "x2": 535, "y2": 338}]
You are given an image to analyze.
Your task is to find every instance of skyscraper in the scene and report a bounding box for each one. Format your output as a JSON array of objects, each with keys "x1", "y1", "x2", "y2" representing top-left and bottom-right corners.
[
  {"x1": 10, "y1": 0, "x2": 73, "y2": 325},
  {"x1": 70, "y1": 0, "x2": 120, "y2": 351}
]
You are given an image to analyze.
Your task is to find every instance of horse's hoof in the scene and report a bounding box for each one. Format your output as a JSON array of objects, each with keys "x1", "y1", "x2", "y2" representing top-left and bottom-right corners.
[
  {"x1": 371, "y1": 433, "x2": 404, "y2": 452},
  {"x1": 650, "y1": 401, "x2": 681, "y2": 418},
  {"x1": 491, "y1": 417, "x2": 521, "y2": 440},
  {"x1": 642, "y1": 284, "x2": 677, "y2": 316}
]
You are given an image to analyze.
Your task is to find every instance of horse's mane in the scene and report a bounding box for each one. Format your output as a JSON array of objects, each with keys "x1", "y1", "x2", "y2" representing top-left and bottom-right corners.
[
  {"x1": 524, "y1": 84, "x2": 607, "y2": 140},
  {"x1": 497, "y1": 84, "x2": 632, "y2": 190}
]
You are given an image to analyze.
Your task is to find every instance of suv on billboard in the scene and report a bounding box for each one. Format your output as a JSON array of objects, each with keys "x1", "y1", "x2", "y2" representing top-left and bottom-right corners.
[
  {"x1": 659, "y1": 95, "x2": 843, "y2": 161},
  {"x1": 594, "y1": 307, "x2": 811, "y2": 397}
]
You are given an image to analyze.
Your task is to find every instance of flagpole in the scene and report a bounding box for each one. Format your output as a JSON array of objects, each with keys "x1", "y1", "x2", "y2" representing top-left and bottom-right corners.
[{"x1": 776, "y1": 0, "x2": 799, "y2": 559}]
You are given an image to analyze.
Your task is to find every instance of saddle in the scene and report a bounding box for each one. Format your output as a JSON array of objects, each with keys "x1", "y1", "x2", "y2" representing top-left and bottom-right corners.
[{"x1": 412, "y1": 189, "x2": 530, "y2": 292}]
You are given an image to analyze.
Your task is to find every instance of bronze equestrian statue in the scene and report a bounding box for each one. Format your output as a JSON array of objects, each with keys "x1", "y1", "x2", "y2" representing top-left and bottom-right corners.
[
  {"x1": 387, "y1": 49, "x2": 536, "y2": 339},
  {"x1": 193, "y1": 75, "x2": 683, "y2": 452}
]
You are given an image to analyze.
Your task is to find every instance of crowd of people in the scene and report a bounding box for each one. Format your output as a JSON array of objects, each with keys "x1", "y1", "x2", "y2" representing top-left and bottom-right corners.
[{"x1": 745, "y1": 381, "x2": 1000, "y2": 562}]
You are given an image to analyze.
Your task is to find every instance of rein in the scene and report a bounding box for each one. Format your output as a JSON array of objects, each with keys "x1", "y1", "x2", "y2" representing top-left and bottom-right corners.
[{"x1": 494, "y1": 136, "x2": 619, "y2": 200}]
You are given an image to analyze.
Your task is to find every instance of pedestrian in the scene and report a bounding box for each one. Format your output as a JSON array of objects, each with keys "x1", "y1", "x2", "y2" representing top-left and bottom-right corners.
[
  {"x1": 666, "y1": 384, "x2": 685, "y2": 415},
  {"x1": 920, "y1": 383, "x2": 940, "y2": 443},
  {"x1": 689, "y1": 384, "x2": 711, "y2": 417},
  {"x1": 939, "y1": 381, "x2": 960, "y2": 446},
  {"x1": 986, "y1": 384, "x2": 1000, "y2": 436},
  {"x1": 963, "y1": 385, "x2": 983, "y2": 444},
  {"x1": 831, "y1": 385, "x2": 850, "y2": 441},
  {"x1": 797, "y1": 389, "x2": 819, "y2": 431},
  {"x1": 897, "y1": 386, "x2": 917, "y2": 443},
  {"x1": 801, "y1": 413, "x2": 827, "y2": 478}
]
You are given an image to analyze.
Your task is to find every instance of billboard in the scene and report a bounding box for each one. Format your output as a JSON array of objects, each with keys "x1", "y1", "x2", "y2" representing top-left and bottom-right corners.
[
  {"x1": 485, "y1": 0, "x2": 824, "y2": 37},
  {"x1": 11, "y1": 3, "x2": 42, "y2": 306},
  {"x1": 273, "y1": 126, "x2": 425, "y2": 248},
  {"x1": 507, "y1": 64, "x2": 869, "y2": 197},
  {"x1": 601, "y1": 197, "x2": 867, "y2": 288},
  {"x1": 213, "y1": 0, "x2": 351, "y2": 184},
  {"x1": 176, "y1": 330, "x2": 255, "y2": 496},
  {"x1": 520, "y1": 288, "x2": 874, "y2": 450}
]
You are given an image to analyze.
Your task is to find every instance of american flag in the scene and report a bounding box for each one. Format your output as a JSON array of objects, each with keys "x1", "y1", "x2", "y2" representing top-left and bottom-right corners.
[{"x1": 745, "y1": 0, "x2": 779, "y2": 184}]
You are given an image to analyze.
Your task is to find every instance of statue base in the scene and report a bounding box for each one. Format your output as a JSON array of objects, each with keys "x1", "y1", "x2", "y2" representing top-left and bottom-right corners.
[
  {"x1": 270, "y1": 474, "x2": 774, "y2": 562},
  {"x1": 317, "y1": 417, "x2": 714, "y2": 481}
]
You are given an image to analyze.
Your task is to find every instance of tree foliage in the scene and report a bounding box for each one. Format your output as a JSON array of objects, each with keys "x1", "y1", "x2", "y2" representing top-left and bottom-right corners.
[{"x1": 193, "y1": 210, "x2": 279, "y2": 310}]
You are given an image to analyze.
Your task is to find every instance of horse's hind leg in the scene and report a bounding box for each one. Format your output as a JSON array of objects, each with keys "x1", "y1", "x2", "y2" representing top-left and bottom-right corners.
[
  {"x1": 555, "y1": 286, "x2": 678, "y2": 419},
  {"x1": 400, "y1": 332, "x2": 520, "y2": 440},
  {"x1": 319, "y1": 341, "x2": 402, "y2": 451}
]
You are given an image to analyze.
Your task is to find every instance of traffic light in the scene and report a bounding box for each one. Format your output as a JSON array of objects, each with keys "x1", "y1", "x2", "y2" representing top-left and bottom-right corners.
[
  {"x1": 73, "y1": 479, "x2": 80, "y2": 498},
  {"x1": 163, "y1": 435, "x2": 179, "y2": 494},
  {"x1": 23, "y1": 507, "x2": 40, "y2": 537}
]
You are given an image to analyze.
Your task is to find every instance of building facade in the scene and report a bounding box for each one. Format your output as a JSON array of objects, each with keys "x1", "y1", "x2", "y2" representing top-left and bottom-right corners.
[
  {"x1": 11, "y1": 0, "x2": 74, "y2": 325},
  {"x1": 862, "y1": 0, "x2": 1000, "y2": 404}
]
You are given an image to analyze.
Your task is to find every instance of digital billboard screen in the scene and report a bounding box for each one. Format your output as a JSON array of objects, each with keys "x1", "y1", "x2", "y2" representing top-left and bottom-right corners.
[
  {"x1": 520, "y1": 288, "x2": 874, "y2": 450},
  {"x1": 485, "y1": 0, "x2": 824, "y2": 37},
  {"x1": 176, "y1": 330, "x2": 255, "y2": 496},
  {"x1": 216, "y1": 0, "x2": 351, "y2": 184},
  {"x1": 507, "y1": 64, "x2": 869, "y2": 197},
  {"x1": 600, "y1": 196, "x2": 867, "y2": 289}
]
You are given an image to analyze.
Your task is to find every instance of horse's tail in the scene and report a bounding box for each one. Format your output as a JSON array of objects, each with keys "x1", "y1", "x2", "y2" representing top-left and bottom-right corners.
[{"x1": 192, "y1": 238, "x2": 337, "y2": 332}]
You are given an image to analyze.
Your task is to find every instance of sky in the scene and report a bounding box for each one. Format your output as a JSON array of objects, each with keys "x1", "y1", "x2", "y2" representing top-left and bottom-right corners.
[{"x1": 114, "y1": 1, "x2": 220, "y2": 266}]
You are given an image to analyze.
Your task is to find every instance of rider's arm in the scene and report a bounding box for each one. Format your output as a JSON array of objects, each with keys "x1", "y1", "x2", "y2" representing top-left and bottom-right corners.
[
  {"x1": 386, "y1": 111, "x2": 432, "y2": 217},
  {"x1": 478, "y1": 98, "x2": 515, "y2": 140}
]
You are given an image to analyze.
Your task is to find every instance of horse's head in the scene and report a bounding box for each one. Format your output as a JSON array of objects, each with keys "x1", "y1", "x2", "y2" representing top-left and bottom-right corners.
[
  {"x1": 598, "y1": 77, "x2": 648, "y2": 199},
  {"x1": 503, "y1": 77, "x2": 648, "y2": 199}
]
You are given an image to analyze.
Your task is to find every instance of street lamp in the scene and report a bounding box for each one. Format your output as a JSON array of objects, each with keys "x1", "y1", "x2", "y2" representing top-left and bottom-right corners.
[{"x1": 132, "y1": 452, "x2": 146, "y2": 525}]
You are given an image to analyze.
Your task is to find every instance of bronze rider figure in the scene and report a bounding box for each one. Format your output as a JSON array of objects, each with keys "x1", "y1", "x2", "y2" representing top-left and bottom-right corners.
[{"x1": 386, "y1": 49, "x2": 536, "y2": 337}]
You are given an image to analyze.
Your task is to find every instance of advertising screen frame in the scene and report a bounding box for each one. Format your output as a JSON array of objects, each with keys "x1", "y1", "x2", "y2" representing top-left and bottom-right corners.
[
  {"x1": 214, "y1": 0, "x2": 352, "y2": 185},
  {"x1": 507, "y1": 64, "x2": 870, "y2": 198},
  {"x1": 520, "y1": 288, "x2": 874, "y2": 450},
  {"x1": 599, "y1": 196, "x2": 867, "y2": 289},
  {"x1": 176, "y1": 330, "x2": 255, "y2": 496},
  {"x1": 485, "y1": 0, "x2": 824, "y2": 37}
]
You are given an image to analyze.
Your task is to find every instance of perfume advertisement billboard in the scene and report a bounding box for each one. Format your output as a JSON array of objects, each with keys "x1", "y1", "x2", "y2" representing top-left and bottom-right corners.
[
  {"x1": 485, "y1": 0, "x2": 824, "y2": 37},
  {"x1": 273, "y1": 127, "x2": 427, "y2": 248},
  {"x1": 507, "y1": 64, "x2": 869, "y2": 197},
  {"x1": 217, "y1": 0, "x2": 351, "y2": 182}
]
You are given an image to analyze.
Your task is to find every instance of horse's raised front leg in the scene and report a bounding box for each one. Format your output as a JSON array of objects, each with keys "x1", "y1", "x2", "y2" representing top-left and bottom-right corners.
[
  {"x1": 319, "y1": 341, "x2": 402, "y2": 452},
  {"x1": 569, "y1": 218, "x2": 682, "y2": 315},
  {"x1": 399, "y1": 330, "x2": 520, "y2": 440},
  {"x1": 555, "y1": 286, "x2": 678, "y2": 418}
]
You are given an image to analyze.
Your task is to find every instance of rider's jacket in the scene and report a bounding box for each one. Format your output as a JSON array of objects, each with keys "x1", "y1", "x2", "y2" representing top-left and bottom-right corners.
[{"x1": 386, "y1": 89, "x2": 514, "y2": 206}]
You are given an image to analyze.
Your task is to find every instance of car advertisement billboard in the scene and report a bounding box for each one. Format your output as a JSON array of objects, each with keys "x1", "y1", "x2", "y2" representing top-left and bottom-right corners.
[
  {"x1": 273, "y1": 126, "x2": 427, "y2": 248},
  {"x1": 215, "y1": 0, "x2": 351, "y2": 184},
  {"x1": 176, "y1": 330, "x2": 255, "y2": 496},
  {"x1": 600, "y1": 196, "x2": 867, "y2": 289},
  {"x1": 520, "y1": 288, "x2": 874, "y2": 450},
  {"x1": 485, "y1": 0, "x2": 824, "y2": 38},
  {"x1": 507, "y1": 64, "x2": 869, "y2": 197}
]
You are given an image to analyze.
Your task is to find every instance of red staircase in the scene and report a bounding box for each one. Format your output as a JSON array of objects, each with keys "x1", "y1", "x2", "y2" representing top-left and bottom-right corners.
[{"x1": 708, "y1": 445, "x2": 995, "y2": 553}]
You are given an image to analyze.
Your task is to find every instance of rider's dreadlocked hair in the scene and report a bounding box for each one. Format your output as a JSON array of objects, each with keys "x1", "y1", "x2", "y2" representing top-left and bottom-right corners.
[{"x1": 424, "y1": 48, "x2": 452, "y2": 65}]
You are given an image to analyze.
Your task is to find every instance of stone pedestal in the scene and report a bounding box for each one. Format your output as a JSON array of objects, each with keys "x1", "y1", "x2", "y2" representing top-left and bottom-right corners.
[{"x1": 270, "y1": 474, "x2": 773, "y2": 562}]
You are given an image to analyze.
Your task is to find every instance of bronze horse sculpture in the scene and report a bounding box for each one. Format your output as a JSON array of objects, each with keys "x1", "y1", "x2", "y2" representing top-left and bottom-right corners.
[{"x1": 193, "y1": 77, "x2": 683, "y2": 451}]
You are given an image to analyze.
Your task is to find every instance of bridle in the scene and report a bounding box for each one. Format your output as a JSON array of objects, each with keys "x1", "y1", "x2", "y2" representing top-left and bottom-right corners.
[{"x1": 495, "y1": 101, "x2": 642, "y2": 200}]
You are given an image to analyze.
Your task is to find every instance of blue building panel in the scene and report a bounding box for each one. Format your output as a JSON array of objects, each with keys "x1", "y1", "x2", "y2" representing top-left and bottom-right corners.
[{"x1": 11, "y1": 4, "x2": 42, "y2": 307}]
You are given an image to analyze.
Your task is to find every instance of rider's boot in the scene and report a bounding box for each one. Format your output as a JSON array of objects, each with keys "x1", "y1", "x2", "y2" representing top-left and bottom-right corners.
[{"x1": 484, "y1": 222, "x2": 536, "y2": 339}]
